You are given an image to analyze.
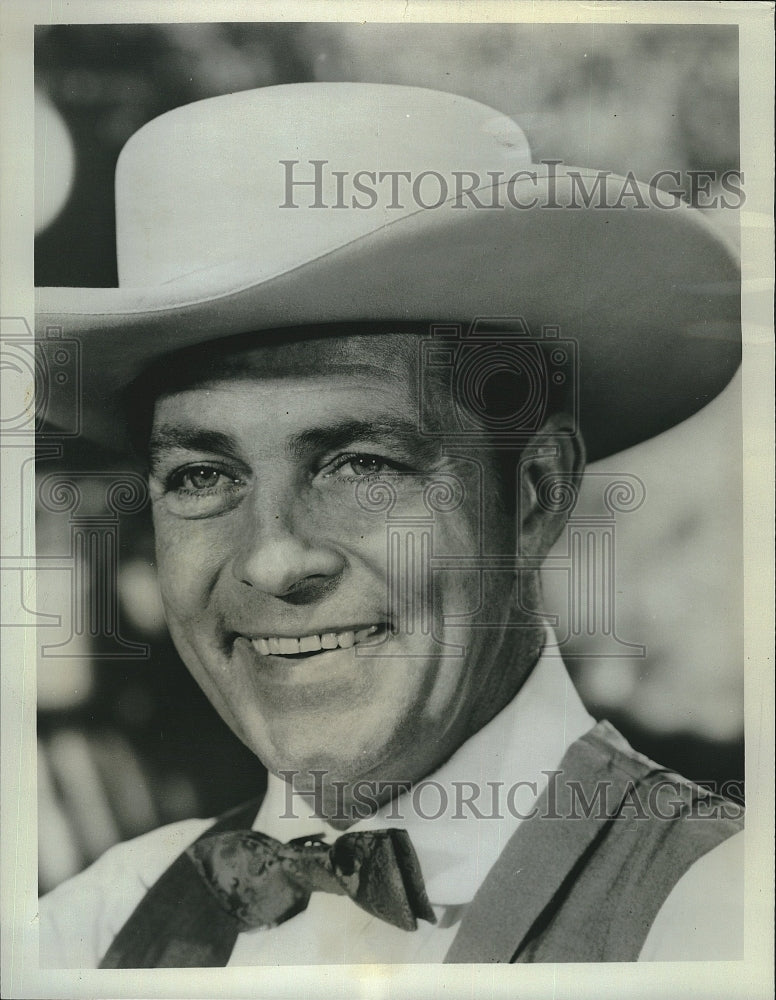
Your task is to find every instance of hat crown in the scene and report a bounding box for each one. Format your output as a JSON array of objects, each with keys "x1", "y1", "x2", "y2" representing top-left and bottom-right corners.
[{"x1": 115, "y1": 83, "x2": 532, "y2": 287}]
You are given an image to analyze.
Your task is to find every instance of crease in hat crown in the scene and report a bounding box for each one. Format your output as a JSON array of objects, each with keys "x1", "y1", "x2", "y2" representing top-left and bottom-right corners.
[{"x1": 115, "y1": 83, "x2": 533, "y2": 289}]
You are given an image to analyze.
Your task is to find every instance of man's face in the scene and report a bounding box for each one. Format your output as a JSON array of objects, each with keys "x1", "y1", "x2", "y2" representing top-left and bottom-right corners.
[{"x1": 148, "y1": 333, "x2": 534, "y2": 802}]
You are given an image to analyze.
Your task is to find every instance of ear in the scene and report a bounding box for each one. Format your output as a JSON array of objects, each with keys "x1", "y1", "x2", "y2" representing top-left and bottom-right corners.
[{"x1": 517, "y1": 413, "x2": 586, "y2": 559}]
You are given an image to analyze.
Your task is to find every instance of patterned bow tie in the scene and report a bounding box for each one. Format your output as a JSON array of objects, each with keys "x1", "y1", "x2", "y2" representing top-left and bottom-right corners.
[{"x1": 186, "y1": 827, "x2": 437, "y2": 933}]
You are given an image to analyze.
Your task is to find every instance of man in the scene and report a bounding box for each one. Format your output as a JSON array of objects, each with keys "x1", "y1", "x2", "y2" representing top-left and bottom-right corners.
[{"x1": 36, "y1": 83, "x2": 743, "y2": 966}]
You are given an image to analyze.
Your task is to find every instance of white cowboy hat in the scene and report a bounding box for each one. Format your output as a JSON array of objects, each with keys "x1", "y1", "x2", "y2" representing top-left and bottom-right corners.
[{"x1": 35, "y1": 83, "x2": 740, "y2": 460}]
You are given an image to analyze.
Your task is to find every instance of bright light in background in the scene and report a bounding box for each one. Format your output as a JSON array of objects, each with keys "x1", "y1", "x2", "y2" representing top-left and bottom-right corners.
[
  {"x1": 118, "y1": 559, "x2": 168, "y2": 635},
  {"x1": 35, "y1": 90, "x2": 75, "y2": 235}
]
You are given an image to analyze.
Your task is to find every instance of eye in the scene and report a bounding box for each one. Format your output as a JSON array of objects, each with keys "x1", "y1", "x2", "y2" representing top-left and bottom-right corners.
[
  {"x1": 177, "y1": 466, "x2": 233, "y2": 491},
  {"x1": 326, "y1": 453, "x2": 403, "y2": 480},
  {"x1": 154, "y1": 462, "x2": 249, "y2": 518},
  {"x1": 169, "y1": 465, "x2": 241, "y2": 493}
]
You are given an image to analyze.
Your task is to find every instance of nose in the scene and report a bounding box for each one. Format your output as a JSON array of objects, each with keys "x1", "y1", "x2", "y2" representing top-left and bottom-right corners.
[{"x1": 231, "y1": 501, "x2": 345, "y2": 600}]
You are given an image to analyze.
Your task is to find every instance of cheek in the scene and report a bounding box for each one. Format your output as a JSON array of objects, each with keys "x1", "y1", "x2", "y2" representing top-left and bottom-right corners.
[
  {"x1": 152, "y1": 510, "x2": 229, "y2": 617},
  {"x1": 304, "y1": 485, "x2": 418, "y2": 578},
  {"x1": 432, "y1": 503, "x2": 487, "y2": 606}
]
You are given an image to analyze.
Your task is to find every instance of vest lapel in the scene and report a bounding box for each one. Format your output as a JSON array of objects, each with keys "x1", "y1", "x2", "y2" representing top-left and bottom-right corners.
[
  {"x1": 99, "y1": 797, "x2": 263, "y2": 968},
  {"x1": 443, "y1": 722, "x2": 636, "y2": 963}
]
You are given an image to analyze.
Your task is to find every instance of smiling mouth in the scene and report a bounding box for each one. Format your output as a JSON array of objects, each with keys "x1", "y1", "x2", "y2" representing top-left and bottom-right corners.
[{"x1": 248, "y1": 624, "x2": 385, "y2": 659}]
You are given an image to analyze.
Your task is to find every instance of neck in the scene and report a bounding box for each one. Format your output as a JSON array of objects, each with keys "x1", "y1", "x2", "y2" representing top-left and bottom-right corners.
[{"x1": 291, "y1": 617, "x2": 548, "y2": 831}]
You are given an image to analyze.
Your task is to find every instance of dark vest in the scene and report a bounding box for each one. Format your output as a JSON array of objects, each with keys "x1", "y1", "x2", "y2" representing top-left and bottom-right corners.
[{"x1": 100, "y1": 720, "x2": 743, "y2": 967}]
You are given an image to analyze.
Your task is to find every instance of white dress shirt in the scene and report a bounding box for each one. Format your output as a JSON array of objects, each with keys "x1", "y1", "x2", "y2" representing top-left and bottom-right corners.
[{"x1": 38, "y1": 639, "x2": 743, "y2": 967}]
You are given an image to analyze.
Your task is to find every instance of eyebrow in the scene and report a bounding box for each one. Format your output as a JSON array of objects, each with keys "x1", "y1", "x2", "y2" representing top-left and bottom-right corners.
[
  {"x1": 148, "y1": 428, "x2": 243, "y2": 468},
  {"x1": 148, "y1": 419, "x2": 439, "y2": 468},
  {"x1": 287, "y1": 420, "x2": 437, "y2": 461}
]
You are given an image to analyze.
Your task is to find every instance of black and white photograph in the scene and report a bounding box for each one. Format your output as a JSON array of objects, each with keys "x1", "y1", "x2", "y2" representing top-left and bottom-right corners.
[{"x1": 1, "y1": 3, "x2": 773, "y2": 998}]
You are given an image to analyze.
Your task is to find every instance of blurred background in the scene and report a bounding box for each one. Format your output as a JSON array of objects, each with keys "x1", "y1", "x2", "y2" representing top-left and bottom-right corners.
[{"x1": 34, "y1": 22, "x2": 743, "y2": 893}]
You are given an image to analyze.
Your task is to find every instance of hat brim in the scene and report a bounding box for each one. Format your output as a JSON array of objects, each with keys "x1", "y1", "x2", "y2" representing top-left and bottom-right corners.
[{"x1": 35, "y1": 173, "x2": 740, "y2": 461}]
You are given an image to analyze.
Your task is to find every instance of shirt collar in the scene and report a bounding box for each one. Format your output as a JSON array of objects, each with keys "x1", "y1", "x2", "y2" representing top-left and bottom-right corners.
[{"x1": 256, "y1": 632, "x2": 595, "y2": 905}]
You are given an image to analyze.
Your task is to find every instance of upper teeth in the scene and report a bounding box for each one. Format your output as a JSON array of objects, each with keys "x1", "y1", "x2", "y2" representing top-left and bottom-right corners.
[{"x1": 250, "y1": 625, "x2": 379, "y2": 656}]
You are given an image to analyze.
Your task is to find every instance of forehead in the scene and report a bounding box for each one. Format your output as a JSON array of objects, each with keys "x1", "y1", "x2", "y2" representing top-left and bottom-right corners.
[
  {"x1": 134, "y1": 328, "x2": 455, "y2": 452},
  {"x1": 166, "y1": 332, "x2": 420, "y2": 390},
  {"x1": 147, "y1": 332, "x2": 449, "y2": 474}
]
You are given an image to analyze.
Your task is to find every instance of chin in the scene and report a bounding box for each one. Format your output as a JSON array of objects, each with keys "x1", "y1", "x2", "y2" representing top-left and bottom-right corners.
[
  {"x1": 268, "y1": 738, "x2": 387, "y2": 783},
  {"x1": 260, "y1": 723, "x2": 404, "y2": 788}
]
